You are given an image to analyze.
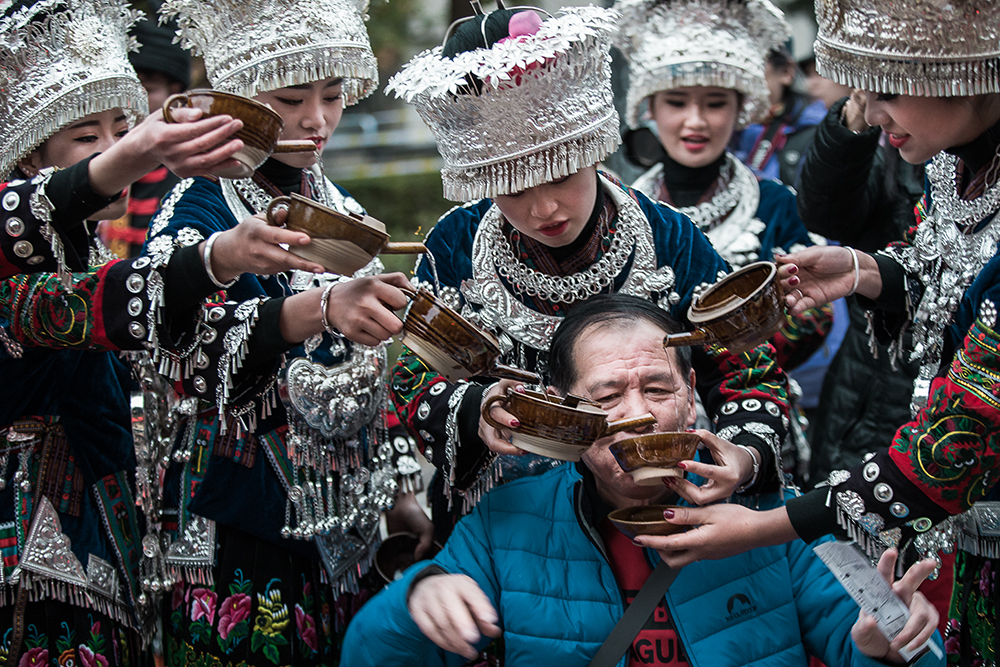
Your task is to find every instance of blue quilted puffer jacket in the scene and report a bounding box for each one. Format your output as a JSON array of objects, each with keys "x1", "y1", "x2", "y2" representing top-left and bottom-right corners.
[{"x1": 342, "y1": 464, "x2": 942, "y2": 667}]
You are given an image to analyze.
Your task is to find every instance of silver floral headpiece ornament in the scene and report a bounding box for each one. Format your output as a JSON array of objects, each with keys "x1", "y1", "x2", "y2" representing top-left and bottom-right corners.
[
  {"x1": 159, "y1": 0, "x2": 377, "y2": 104},
  {"x1": 613, "y1": 0, "x2": 789, "y2": 130},
  {"x1": 0, "y1": 0, "x2": 147, "y2": 179},
  {"x1": 386, "y1": 4, "x2": 621, "y2": 202},
  {"x1": 814, "y1": 0, "x2": 1000, "y2": 97}
]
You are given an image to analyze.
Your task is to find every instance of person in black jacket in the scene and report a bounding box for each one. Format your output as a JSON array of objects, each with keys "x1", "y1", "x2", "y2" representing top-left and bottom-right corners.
[{"x1": 794, "y1": 90, "x2": 924, "y2": 485}]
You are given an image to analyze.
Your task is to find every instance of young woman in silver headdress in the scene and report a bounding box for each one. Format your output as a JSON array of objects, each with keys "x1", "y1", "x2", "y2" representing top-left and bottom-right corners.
[
  {"x1": 640, "y1": 1, "x2": 1000, "y2": 663},
  {"x1": 0, "y1": 0, "x2": 339, "y2": 662},
  {"x1": 615, "y1": 0, "x2": 832, "y2": 483},
  {"x1": 139, "y1": 0, "x2": 431, "y2": 662},
  {"x1": 387, "y1": 4, "x2": 792, "y2": 544}
]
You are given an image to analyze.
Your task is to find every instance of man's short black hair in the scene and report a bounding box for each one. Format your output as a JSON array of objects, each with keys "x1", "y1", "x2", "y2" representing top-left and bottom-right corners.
[{"x1": 548, "y1": 294, "x2": 691, "y2": 393}]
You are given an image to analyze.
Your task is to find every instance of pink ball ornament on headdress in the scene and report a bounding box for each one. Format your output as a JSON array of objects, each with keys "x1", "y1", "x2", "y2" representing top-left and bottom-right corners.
[{"x1": 491, "y1": 10, "x2": 550, "y2": 88}]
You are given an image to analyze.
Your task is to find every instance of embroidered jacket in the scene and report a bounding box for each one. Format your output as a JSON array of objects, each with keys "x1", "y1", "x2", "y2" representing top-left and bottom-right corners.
[
  {"x1": 787, "y1": 158, "x2": 1000, "y2": 560},
  {"x1": 0, "y1": 167, "x2": 219, "y2": 631},
  {"x1": 141, "y1": 173, "x2": 421, "y2": 594},
  {"x1": 392, "y1": 174, "x2": 790, "y2": 528}
]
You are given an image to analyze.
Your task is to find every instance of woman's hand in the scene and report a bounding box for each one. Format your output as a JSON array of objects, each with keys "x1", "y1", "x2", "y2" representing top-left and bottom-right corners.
[
  {"x1": 325, "y1": 272, "x2": 411, "y2": 346},
  {"x1": 776, "y1": 246, "x2": 881, "y2": 316},
  {"x1": 385, "y1": 491, "x2": 435, "y2": 560},
  {"x1": 206, "y1": 210, "x2": 326, "y2": 282},
  {"x1": 852, "y1": 549, "x2": 939, "y2": 664},
  {"x1": 635, "y1": 504, "x2": 797, "y2": 568},
  {"x1": 89, "y1": 108, "x2": 244, "y2": 196},
  {"x1": 478, "y1": 380, "x2": 529, "y2": 456},
  {"x1": 663, "y1": 429, "x2": 757, "y2": 505},
  {"x1": 408, "y1": 573, "x2": 501, "y2": 660}
]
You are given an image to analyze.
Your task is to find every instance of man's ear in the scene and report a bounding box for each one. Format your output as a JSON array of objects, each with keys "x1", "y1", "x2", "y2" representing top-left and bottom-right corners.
[{"x1": 16, "y1": 149, "x2": 44, "y2": 177}]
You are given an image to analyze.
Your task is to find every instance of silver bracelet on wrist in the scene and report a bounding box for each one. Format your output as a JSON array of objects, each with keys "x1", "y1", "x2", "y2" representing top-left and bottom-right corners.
[
  {"x1": 734, "y1": 444, "x2": 760, "y2": 494},
  {"x1": 319, "y1": 282, "x2": 342, "y2": 337},
  {"x1": 202, "y1": 231, "x2": 236, "y2": 289},
  {"x1": 846, "y1": 246, "x2": 861, "y2": 296}
]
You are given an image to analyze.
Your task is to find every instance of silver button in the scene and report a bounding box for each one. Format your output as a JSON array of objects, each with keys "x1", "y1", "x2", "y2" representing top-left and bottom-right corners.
[
  {"x1": 126, "y1": 273, "x2": 145, "y2": 294},
  {"x1": 419, "y1": 430, "x2": 435, "y2": 443},
  {"x1": 764, "y1": 401, "x2": 781, "y2": 417},
  {"x1": 417, "y1": 402, "x2": 431, "y2": 420},
  {"x1": 202, "y1": 328, "x2": 217, "y2": 344},
  {"x1": 890, "y1": 502, "x2": 909, "y2": 518},
  {"x1": 741, "y1": 399, "x2": 761, "y2": 411},
  {"x1": 26, "y1": 255, "x2": 43, "y2": 265},
  {"x1": 912, "y1": 517, "x2": 933, "y2": 532},
  {"x1": 194, "y1": 350, "x2": 209, "y2": 370},
  {"x1": 5, "y1": 217, "x2": 24, "y2": 237},
  {"x1": 208, "y1": 306, "x2": 226, "y2": 322},
  {"x1": 720, "y1": 401, "x2": 737, "y2": 415},
  {"x1": 132, "y1": 257, "x2": 150, "y2": 270},
  {"x1": 12, "y1": 240, "x2": 32, "y2": 257},
  {"x1": 429, "y1": 382, "x2": 447, "y2": 396},
  {"x1": 127, "y1": 297, "x2": 144, "y2": 317},
  {"x1": 2, "y1": 191, "x2": 19, "y2": 211},
  {"x1": 862, "y1": 462, "x2": 880, "y2": 482},
  {"x1": 192, "y1": 375, "x2": 207, "y2": 394},
  {"x1": 873, "y1": 482, "x2": 893, "y2": 503},
  {"x1": 129, "y1": 322, "x2": 146, "y2": 339}
]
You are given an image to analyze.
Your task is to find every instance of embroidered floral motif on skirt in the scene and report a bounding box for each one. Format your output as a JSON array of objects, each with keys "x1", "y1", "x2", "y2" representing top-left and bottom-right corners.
[
  {"x1": 946, "y1": 551, "x2": 997, "y2": 666},
  {"x1": 0, "y1": 599, "x2": 145, "y2": 667}
]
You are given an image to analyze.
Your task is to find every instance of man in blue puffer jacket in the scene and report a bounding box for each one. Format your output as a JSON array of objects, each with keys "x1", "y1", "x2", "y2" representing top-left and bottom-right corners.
[{"x1": 343, "y1": 295, "x2": 942, "y2": 667}]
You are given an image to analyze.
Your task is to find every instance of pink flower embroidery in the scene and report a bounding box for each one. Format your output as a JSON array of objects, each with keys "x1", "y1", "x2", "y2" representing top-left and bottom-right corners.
[
  {"x1": 171, "y1": 582, "x2": 187, "y2": 611},
  {"x1": 190, "y1": 588, "x2": 218, "y2": 625},
  {"x1": 77, "y1": 645, "x2": 108, "y2": 667},
  {"x1": 217, "y1": 593, "x2": 251, "y2": 640},
  {"x1": 295, "y1": 604, "x2": 318, "y2": 653},
  {"x1": 18, "y1": 648, "x2": 48, "y2": 667}
]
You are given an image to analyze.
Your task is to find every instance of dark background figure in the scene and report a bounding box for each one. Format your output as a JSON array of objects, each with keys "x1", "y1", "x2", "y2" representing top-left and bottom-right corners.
[
  {"x1": 99, "y1": 10, "x2": 190, "y2": 257},
  {"x1": 731, "y1": 46, "x2": 826, "y2": 187},
  {"x1": 795, "y1": 91, "x2": 924, "y2": 485}
]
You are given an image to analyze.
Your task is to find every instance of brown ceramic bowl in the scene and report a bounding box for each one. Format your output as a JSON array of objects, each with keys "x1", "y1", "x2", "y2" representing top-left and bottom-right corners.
[
  {"x1": 607, "y1": 505, "x2": 688, "y2": 540},
  {"x1": 266, "y1": 194, "x2": 427, "y2": 275},
  {"x1": 401, "y1": 288, "x2": 540, "y2": 384},
  {"x1": 663, "y1": 261, "x2": 785, "y2": 355},
  {"x1": 374, "y1": 533, "x2": 443, "y2": 586},
  {"x1": 162, "y1": 89, "x2": 315, "y2": 179},
  {"x1": 610, "y1": 432, "x2": 701, "y2": 485},
  {"x1": 482, "y1": 389, "x2": 656, "y2": 461}
]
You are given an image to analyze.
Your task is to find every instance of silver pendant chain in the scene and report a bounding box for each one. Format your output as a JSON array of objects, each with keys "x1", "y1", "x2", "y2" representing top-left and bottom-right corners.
[{"x1": 674, "y1": 155, "x2": 745, "y2": 230}]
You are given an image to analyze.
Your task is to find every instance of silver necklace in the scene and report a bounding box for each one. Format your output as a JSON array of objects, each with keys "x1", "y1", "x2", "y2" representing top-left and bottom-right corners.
[
  {"x1": 673, "y1": 155, "x2": 759, "y2": 232},
  {"x1": 487, "y1": 201, "x2": 636, "y2": 304},
  {"x1": 889, "y1": 150, "x2": 1000, "y2": 414}
]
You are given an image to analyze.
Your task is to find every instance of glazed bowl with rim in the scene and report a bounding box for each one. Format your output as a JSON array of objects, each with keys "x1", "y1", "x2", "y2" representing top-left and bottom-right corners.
[
  {"x1": 266, "y1": 193, "x2": 427, "y2": 275},
  {"x1": 162, "y1": 89, "x2": 316, "y2": 179},
  {"x1": 609, "y1": 432, "x2": 701, "y2": 486},
  {"x1": 663, "y1": 261, "x2": 785, "y2": 355},
  {"x1": 607, "y1": 505, "x2": 688, "y2": 540},
  {"x1": 481, "y1": 388, "x2": 656, "y2": 462}
]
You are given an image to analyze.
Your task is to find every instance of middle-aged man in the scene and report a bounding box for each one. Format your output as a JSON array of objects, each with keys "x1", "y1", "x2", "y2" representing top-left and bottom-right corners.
[{"x1": 341, "y1": 295, "x2": 941, "y2": 667}]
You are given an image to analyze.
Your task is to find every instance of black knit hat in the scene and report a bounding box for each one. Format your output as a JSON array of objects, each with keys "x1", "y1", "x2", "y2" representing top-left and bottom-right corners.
[{"x1": 129, "y1": 17, "x2": 190, "y2": 88}]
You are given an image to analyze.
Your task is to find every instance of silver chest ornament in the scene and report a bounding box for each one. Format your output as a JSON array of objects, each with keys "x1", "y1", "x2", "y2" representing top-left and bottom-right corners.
[{"x1": 283, "y1": 343, "x2": 388, "y2": 439}]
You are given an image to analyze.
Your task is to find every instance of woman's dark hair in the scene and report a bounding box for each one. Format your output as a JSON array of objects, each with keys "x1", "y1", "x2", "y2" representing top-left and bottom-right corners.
[
  {"x1": 443, "y1": 9, "x2": 524, "y2": 58},
  {"x1": 548, "y1": 294, "x2": 692, "y2": 393}
]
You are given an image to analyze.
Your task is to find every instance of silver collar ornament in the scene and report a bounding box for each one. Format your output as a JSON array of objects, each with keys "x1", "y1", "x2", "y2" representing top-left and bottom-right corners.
[
  {"x1": 613, "y1": 0, "x2": 789, "y2": 130},
  {"x1": 0, "y1": 0, "x2": 148, "y2": 178},
  {"x1": 386, "y1": 6, "x2": 622, "y2": 202},
  {"x1": 814, "y1": 0, "x2": 1000, "y2": 97},
  {"x1": 880, "y1": 150, "x2": 1000, "y2": 416},
  {"x1": 159, "y1": 0, "x2": 377, "y2": 104}
]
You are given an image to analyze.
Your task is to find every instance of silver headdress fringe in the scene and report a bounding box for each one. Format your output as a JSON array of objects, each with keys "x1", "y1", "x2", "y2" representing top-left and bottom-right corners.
[
  {"x1": 0, "y1": 0, "x2": 147, "y2": 178},
  {"x1": 160, "y1": 0, "x2": 378, "y2": 104},
  {"x1": 814, "y1": 0, "x2": 1000, "y2": 97},
  {"x1": 387, "y1": 6, "x2": 622, "y2": 201},
  {"x1": 614, "y1": 0, "x2": 789, "y2": 129}
]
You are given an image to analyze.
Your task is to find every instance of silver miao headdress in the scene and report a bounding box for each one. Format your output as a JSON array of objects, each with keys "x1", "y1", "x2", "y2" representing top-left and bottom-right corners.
[
  {"x1": 160, "y1": 0, "x2": 378, "y2": 104},
  {"x1": 0, "y1": 0, "x2": 147, "y2": 178},
  {"x1": 614, "y1": 0, "x2": 790, "y2": 129},
  {"x1": 814, "y1": 0, "x2": 1000, "y2": 97},
  {"x1": 387, "y1": 5, "x2": 621, "y2": 202}
]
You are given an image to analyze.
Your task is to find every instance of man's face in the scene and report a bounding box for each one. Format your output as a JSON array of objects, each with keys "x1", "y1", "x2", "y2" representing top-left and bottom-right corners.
[{"x1": 569, "y1": 320, "x2": 696, "y2": 509}]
